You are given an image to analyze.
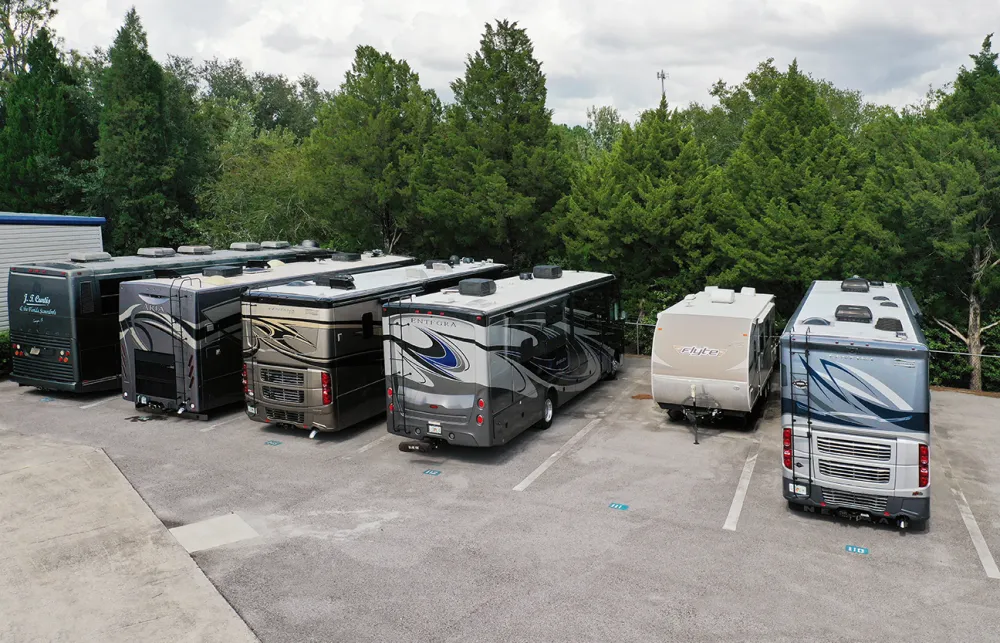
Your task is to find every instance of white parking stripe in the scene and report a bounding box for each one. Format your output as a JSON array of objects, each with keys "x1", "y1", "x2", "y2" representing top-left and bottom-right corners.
[
  {"x1": 79, "y1": 395, "x2": 119, "y2": 410},
  {"x1": 939, "y1": 448, "x2": 1000, "y2": 579},
  {"x1": 723, "y1": 440, "x2": 760, "y2": 531},
  {"x1": 357, "y1": 434, "x2": 393, "y2": 453},
  {"x1": 200, "y1": 413, "x2": 244, "y2": 432},
  {"x1": 513, "y1": 384, "x2": 635, "y2": 492}
]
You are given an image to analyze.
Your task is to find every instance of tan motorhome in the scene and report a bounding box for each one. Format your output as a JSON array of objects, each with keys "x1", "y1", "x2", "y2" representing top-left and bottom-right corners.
[{"x1": 651, "y1": 286, "x2": 776, "y2": 423}]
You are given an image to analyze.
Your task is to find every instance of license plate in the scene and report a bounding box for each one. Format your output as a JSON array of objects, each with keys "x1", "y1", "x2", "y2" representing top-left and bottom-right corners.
[
  {"x1": 247, "y1": 405, "x2": 257, "y2": 416},
  {"x1": 427, "y1": 422, "x2": 442, "y2": 435},
  {"x1": 29, "y1": 347, "x2": 40, "y2": 356},
  {"x1": 789, "y1": 483, "x2": 808, "y2": 496}
]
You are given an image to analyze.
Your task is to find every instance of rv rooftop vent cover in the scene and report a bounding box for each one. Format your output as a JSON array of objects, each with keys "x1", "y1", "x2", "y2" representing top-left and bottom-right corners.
[
  {"x1": 740, "y1": 287, "x2": 756, "y2": 296},
  {"x1": 424, "y1": 259, "x2": 447, "y2": 268},
  {"x1": 299, "y1": 240, "x2": 319, "y2": 248},
  {"x1": 461, "y1": 257, "x2": 476, "y2": 264},
  {"x1": 870, "y1": 280, "x2": 885, "y2": 287},
  {"x1": 178, "y1": 245, "x2": 213, "y2": 255},
  {"x1": 533, "y1": 265, "x2": 563, "y2": 279},
  {"x1": 875, "y1": 317, "x2": 904, "y2": 332},
  {"x1": 329, "y1": 252, "x2": 361, "y2": 262},
  {"x1": 325, "y1": 274, "x2": 356, "y2": 290},
  {"x1": 880, "y1": 301, "x2": 899, "y2": 308},
  {"x1": 519, "y1": 272, "x2": 533, "y2": 280},
  {"x1": 230, "y1": 242, "x2": 261, "y2": 251},
  {"x1": 835, "y1": 304, "x2": 873, "y2": 323},
  {"x1": 204, "y1": 265, "x2": 242, "y2": 278},
  {"x1": 873, "y1": 295, "x2": 890, "y2": 301},
  {"x1": 69, "y1": 251, "x2": 113, "y2": 262},
  {"x1": 841, "y1": 276, "x2": 870, "y2": 293},
  {"x1": 370, "y1": 249, "x2": 384, "y2": 257},
  {"x1": 261, "y1": 240, "x2": 291, "y2": 249},
  {"x1": 710, "y1": 288, "x2": 736, "y2": 304},
  {"x1": 802, "y1": 317, "x2": 831, "y2": 325},
  {"x1": 285, "y1": 280, "x2": 310, "y2": 287},
  {"x1": 459, "y1": 278, "x2": 497, "y2": 297},
  {"x1": 430, "y1": 262, "x2": 452, "y2": 272},
  {"x1": 404, "y1": 267, "x2": 428, "y2": 279},
  {"x1": 137, "y1": 247, "x2": 176, "y2": 257}
]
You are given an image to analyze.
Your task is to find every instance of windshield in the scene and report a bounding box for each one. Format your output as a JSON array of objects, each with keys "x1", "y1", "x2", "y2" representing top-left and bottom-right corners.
[{"x1": 8, "y1": 272, "x2": 73, "y2": 337}]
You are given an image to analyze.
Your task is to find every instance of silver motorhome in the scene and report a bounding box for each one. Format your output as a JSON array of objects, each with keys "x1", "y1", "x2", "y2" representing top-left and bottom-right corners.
[
  {"x1": 241, "y1": 259, "x2": 506, "y2": 435},
  {"x1": 384, "y1": 266, "x2": 624, "y2": 451},
  {"x1": 119, "y1": 252, "x2": 413, "y2": 418},
  {"x1": 651, "y1": 286, "x2": 776, "y2": 423},
  {"x1": 781, "y1": 277, "x2": 930, "y2": 528},
  {"x1": 8, "y1": 241, "x2": 327, "y2": 393}
]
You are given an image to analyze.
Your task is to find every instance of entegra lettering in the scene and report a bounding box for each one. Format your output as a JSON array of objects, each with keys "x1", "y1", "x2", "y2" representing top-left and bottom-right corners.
[
  {"x1": 675, "y1": 345, "x2": 726, "y2": 357},
  {"x1": 22, "y1": 294, "x2": 51, "y2": 305},
  {"x1": 410, "y1": 317, "x2": 458, "y2": 328}
]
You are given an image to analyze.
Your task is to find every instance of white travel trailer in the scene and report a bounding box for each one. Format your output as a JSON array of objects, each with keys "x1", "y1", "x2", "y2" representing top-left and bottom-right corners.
[{"x1": 651, "y1": 286, "x2": 776, "y2": 423}]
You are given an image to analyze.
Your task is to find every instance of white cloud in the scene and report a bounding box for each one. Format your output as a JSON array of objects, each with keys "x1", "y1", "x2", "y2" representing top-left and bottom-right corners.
[{"x1": 51, "y1": 0, "x2": 1000, "y2": 126}]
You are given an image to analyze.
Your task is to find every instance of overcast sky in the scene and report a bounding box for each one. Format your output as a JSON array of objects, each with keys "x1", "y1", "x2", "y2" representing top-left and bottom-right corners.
[{"x1": 53, "y1": 0, "x2": 999, "y2": 126}]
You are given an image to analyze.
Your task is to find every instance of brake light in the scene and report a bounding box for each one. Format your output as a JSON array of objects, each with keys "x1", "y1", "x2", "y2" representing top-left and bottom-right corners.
[
  {"x1": 783, "y1": 428, "x2": 792, "y2": 469},
  {"x1": 388, "y1": 403, "x2": 395, "y2": 412},
  {"x1": 322, "y1": 371, "x2": 332, "y2": 405},
  {"x1": 387, "y1": 387, "x2": 393, "y2": 398},
  {"x1": 919, "y1": 444, "x2": 929, "y2": 487},
  {"x1": 241, "y1": 363, "x2": 248, "y2": 394},
  {"x1": 477, "y1": 398, "x2": 485, "y2": 409},
  {"x1": 476, "y1": 414, "x2": 484, "y2": 426}
]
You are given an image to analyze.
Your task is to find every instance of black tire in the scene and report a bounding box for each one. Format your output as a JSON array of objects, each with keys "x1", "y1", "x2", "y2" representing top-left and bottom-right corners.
[
  {"x1": 538, "y1": 390, "x2": 556, "y2": 430},
  {"x1": 667, "y1": 409, "x2": 685, "y2": 422},
  {"x1": 604, "y1": 353, "x2": 620, "y2": 380}
]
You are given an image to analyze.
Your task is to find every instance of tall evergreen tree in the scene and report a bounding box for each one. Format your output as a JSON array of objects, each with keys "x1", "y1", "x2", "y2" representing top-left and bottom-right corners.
[
  {"x1": 303, "y1": 46, "x2": 438, "y2": 251},
  {"x1": 0, "y1": 27, "x2": 95, "y2": 212},
  {"x1": 410, "y1": 20, "x2": 570, "y2": 266},
  {"x1": 0, "y1": 0, "x2": 57, "y2": 85}
]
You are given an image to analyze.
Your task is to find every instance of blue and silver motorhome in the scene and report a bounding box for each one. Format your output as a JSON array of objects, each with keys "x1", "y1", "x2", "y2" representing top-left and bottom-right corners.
[{"x1": 781, "y1": 277, "x2": 930, "y2": 528}]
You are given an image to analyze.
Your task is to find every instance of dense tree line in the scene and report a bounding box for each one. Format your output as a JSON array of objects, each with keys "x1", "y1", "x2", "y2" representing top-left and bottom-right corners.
[{"x1": 0, "y1": 4, "x2": 997, "y2": 391}]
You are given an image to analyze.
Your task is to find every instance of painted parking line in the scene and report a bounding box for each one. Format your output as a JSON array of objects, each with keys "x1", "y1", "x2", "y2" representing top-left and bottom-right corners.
[
  {"x1": 79, "y1": 395, "x2": 120, "y2": 410},
  {"x1": 723, "y1": 440, "x2": 761, "y2": 532},
  {"x1": 357, "y1": 434, "x2": 393, "y2": 453},
  {"x1": 513, "y1": 384, "x2": 636, "y2": 492},
  {"x1": 938, "y1": 447, "x2": 1000, "y2": 579},
  {"x1": 200, "y1": 413, "x2": 245, "y2": 432}
]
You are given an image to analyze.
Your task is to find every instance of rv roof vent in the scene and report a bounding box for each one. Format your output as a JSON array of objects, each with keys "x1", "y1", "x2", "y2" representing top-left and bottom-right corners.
[
  {"x1": 870, "y1": 280, "x2": 885, "y2": 287},
  {"x1": 519, "y1": 272, "x2": 533, "y2": 280},
  {"x1": 430, "y1": 262, "x2": 452, "y2": 272},
  {"x1": 298, "y1": 240, "x2": 319, "y2": 248},
  {"x1": 204, "y1": 265, "x2": 242, "y2": 278},
  {"x1": 841, "y1": 276, "x2": 869, "y2": 293},
  {"x1": 370, "y1": 249, "x2": 384, "y2": 257},
  {"x1": 873, "y1": 295, "x2": 890, "y2": 301},
  {"x1": 802, "y1": 317, "x2": 831, "y2": 325},
  {"x1": 704, "y1": 286, "x2": 719, "y2": 292},
  {"x1": 449, "y1": 254, "x2": 461, "y2": 265},
  {"x1": 424, "y1": 259, "x2": 447, "y2": 268},
  {"x1": 835, "y1": 305, "x2": 873, "y2": 323},
  {"x1": 285, "y1": 280, "x2": 310, "y2": 287},
  {"x1": 710, "y1": 288, "x2": 736, "y2": 304},
  {"x1": 740, "y1": 287, "x2": 756, "y2": 296},
  {"x1": 229, "y1": 242, "x2": 261, "y2": 251},
  {"x1": 875, "y1": 317, "x2": 904, "y2": 332},
  {"x1": 461, "y1": 257, "x2": 476, "y2": 264},
  {"x1": 137, "y1": 247, "x2": 177, "y2": 257},
  {"x1": 261, "y1": 240, "x2": 291, "y2": 249},
  {"x1": 325, "y1": 274, "x2": 356, "y2": 290},
  {"x1": 178, "y1": 245, "x2": 213, "y2": 255},
  {"x1": 329, "y1": 252, "x2": 361, "y2": 262},
  {"x1": 405, "y1": 267, "x2": 428, "y2": 279},
  {"x1": 880, "y1": 301, "x2": 899, "y2": 308},
  {"x1": 459, "y1": 278, "x2": 497, "y2": 297},
  {"x1": 69, "y1": 251, "x2": 113, "y2": 262},
  {"x1": 533, "y1": 265, "x2": 563, "y2": 279}
]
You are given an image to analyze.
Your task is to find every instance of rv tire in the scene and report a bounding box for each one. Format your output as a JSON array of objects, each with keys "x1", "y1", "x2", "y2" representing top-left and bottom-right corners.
[
  {"x1": 538, "y1": 390, "x2": 556, "y2": 430},
  {"x1": 667, "y1": 409, "x2": 685, "y2": 422}
]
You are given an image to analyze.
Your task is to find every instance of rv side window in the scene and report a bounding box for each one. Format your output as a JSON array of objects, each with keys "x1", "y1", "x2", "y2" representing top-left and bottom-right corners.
[{"x1": 362, "y1": 312, "x2": 374, "y2": 339}]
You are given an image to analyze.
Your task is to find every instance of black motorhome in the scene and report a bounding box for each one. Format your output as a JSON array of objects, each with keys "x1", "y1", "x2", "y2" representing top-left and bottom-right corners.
[{"x1": 9, "y1": 242, "x2": 327, "y2": 392}]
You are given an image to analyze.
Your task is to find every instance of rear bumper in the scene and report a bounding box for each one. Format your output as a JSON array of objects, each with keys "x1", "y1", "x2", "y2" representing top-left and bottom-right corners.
[
  {"x1": 11, "y1": 374, "x2": 119, "y2": 393},
  {"x1": 387, "y1": 412, "x2": 486, "y2": 447},
  {"x1": 245, "y1": 398, "x2": 334, "y2": 431},
  {"x1": 782, "y1": 475, "x2": 930, "y2": 521}
]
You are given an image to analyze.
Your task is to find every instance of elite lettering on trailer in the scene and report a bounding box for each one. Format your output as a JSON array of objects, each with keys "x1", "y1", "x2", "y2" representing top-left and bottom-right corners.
[{"x1": 674, "y1": 345, "x2": 726, "y2": 357}]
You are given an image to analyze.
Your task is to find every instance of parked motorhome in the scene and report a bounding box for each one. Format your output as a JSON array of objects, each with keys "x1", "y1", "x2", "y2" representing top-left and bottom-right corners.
[
  {"x1": 242, "y1": 259, "x2": 506, "y2": 435},
  {"x1": 651, "y1": 286, "x2": 776, "y2": 423},
  {"x1": 384, "y1": 266, "x2": 624, "y2": 450},
  {"x1": 119, "y1": 252, "x2": 414, "y2": 418},
  {"x1": 9, "y1": 242, "x2": 325, "y2": 393},
  {"x1": 781, "y1": 277, "x2": 930, "y2": 529}
]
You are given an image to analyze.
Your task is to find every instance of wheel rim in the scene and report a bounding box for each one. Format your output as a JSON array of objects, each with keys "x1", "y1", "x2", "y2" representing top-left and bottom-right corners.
[{"x1": 544, "y1": 398, "x2": 553, "y2": 422}]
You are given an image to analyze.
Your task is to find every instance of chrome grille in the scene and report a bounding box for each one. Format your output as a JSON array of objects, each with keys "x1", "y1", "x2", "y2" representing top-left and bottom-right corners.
[
  {"x1": 821, "y1": 489, "x2": 888, "y2": 513},
  {"x1": 816, "y1": 436, "x2": 891, "y2": 461},
  {"x1": 818, "y1": 460, "x2": 891, "y2": 483},
  {"x1": 265, "y1": 408, "x2": 304, "y2": 424},
  {"x1": 262, "y1": 386, "x2": 304, "y2": 404},
  {"x1": 260, "y1": 369, "x2": 304, "y2": 386}
]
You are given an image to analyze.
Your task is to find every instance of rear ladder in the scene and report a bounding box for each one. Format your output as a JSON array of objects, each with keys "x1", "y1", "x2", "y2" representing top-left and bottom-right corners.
[{"x1": 788, "y1": 328, "x2": 814, "y2": 491}]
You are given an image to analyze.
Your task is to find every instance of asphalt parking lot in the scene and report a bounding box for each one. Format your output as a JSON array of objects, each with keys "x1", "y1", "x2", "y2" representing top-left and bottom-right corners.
[{"x1": 2, "y1": 356, "x2": 999, "y2": 642}]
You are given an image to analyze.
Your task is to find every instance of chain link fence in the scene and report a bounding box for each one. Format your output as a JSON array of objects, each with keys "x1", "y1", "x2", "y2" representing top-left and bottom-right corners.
[{"x1": 624, "y1": 320, "x2": 657, "y2": 356}]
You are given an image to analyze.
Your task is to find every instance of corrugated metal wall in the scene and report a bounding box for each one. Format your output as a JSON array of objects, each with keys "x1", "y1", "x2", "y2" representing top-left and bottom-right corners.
[{"x1": 0, "y1": 225, "x2": 104, "y2": 331}]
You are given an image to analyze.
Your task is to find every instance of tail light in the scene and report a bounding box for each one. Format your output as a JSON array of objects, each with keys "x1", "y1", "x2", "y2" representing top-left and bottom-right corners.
[
  {"x1": 322, "y1": 371, "x2": 332, "y2": 405},
  {"x1": 476, "y1": 414, "x2": 484, "y2": 426},
  {"x1": 477, "y1": 398, "x2": 485, "y2": 409},
  {"x1": 783, "y1": 428, "x2": 792, "y2": 469},
  {"x1": 242, "y1": 364, "x2": 248, "y2": 394},
  {"x1": 387, "y1": 387, "x2": 393, "y2": 398},
  {"x1": 388, "y1": 403, "x2": 395, "y2": 413},
  {"x1": 919, "y1": 444, "x2": 929, "y2": 487}
]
